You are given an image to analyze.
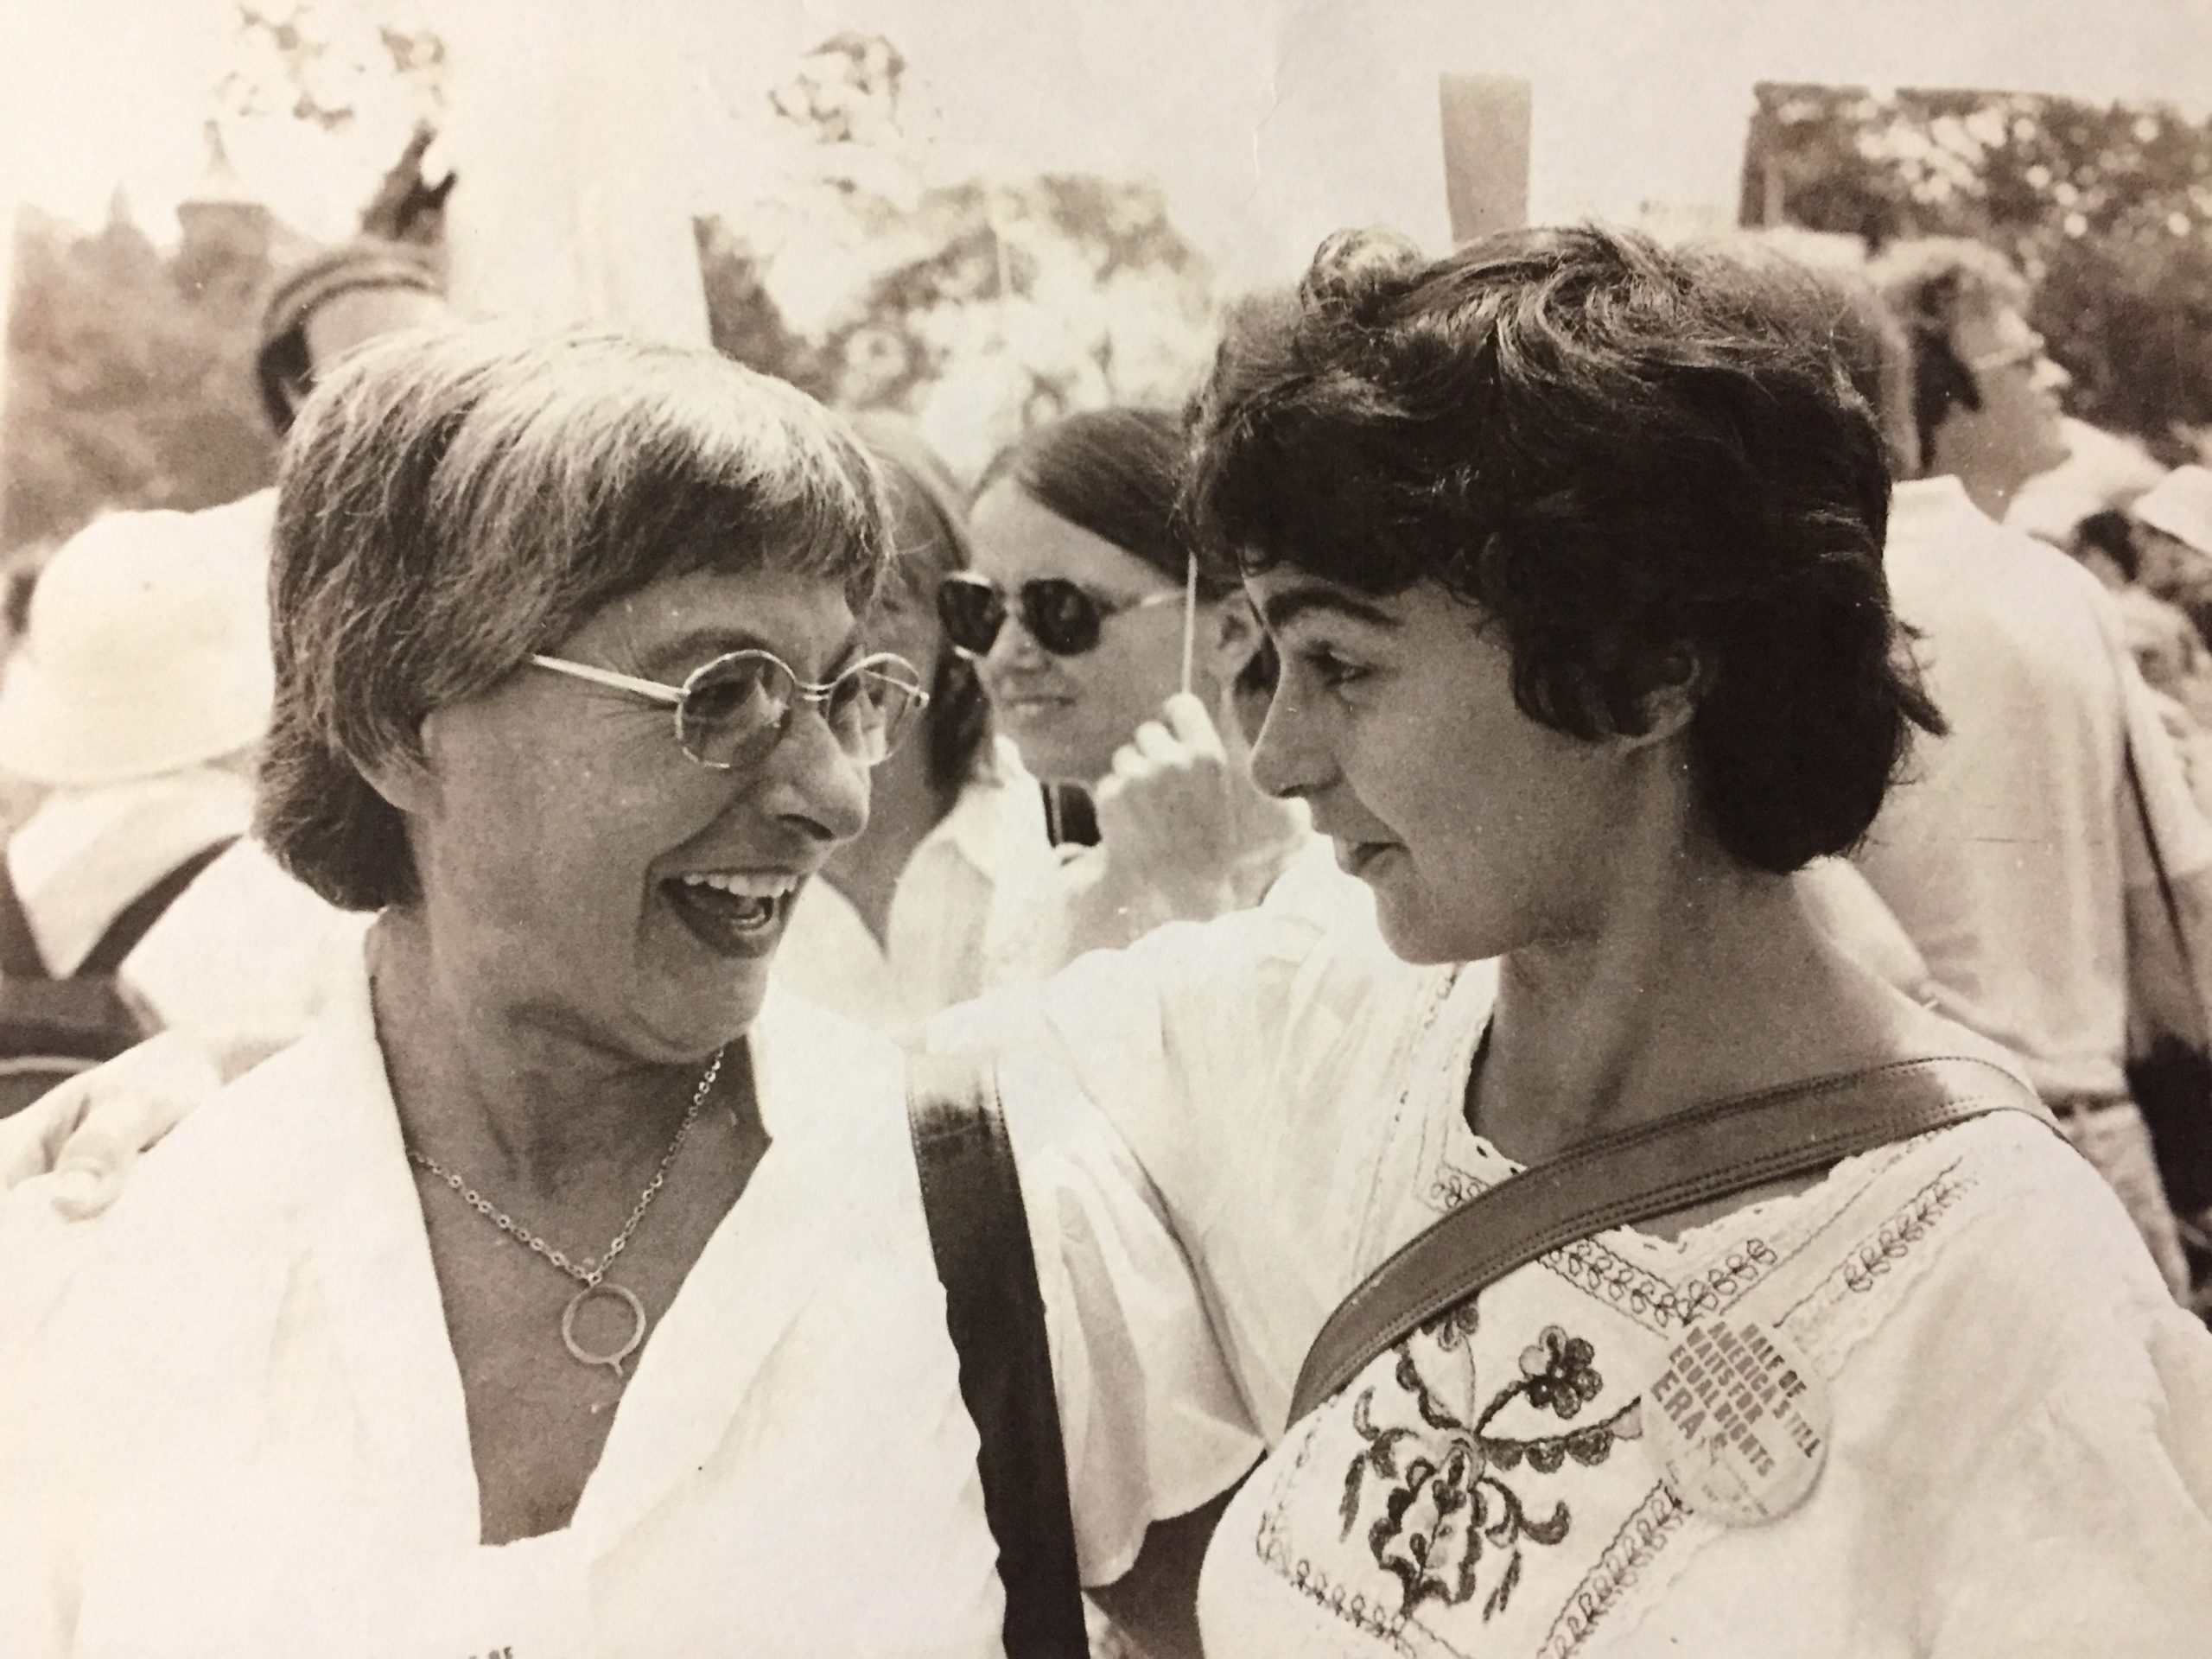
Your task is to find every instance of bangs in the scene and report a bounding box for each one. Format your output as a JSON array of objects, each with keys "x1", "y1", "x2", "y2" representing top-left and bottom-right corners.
[
  {"x1": 264, "y1": 326, "x2": 893, "y2": 910},
  {"x1": 425, "y1": 337, "x2": 891, "y2": 639},
  {"x1": 1189, "y1": 376, "x2": 1501, "y2": 600}
]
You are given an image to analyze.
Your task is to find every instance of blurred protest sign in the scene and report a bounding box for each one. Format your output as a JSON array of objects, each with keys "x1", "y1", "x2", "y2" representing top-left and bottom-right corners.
[{"x1": 1440, "y1": 74, "x2": 1532, "y2": 243}]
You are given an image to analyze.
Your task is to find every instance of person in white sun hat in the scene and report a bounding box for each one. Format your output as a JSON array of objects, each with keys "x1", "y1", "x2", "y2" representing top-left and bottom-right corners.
[
  {"x1": 2133, "y1": 463, "x2": 2212, "y2": 596},
  {"x1": 0, "y1": 510, "x2": 272, "y2": 791},
  {"x1": 0, "y1": 509, "x2": 360, "y2": 1092}
]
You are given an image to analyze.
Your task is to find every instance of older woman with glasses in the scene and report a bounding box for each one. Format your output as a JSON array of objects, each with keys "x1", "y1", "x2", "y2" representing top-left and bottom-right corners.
[
  {"x1": 0, "y1": 327, "x2": 1254, "y2": 1656},
  {"x1": 952, "y1": 408, "x2": 1319, "y2": 970}
]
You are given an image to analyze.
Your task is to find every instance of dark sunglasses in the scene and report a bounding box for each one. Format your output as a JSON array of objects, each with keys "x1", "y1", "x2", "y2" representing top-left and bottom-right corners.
[{"x1": 937, "y1": 572, "x2": 1182, "y2": 658}]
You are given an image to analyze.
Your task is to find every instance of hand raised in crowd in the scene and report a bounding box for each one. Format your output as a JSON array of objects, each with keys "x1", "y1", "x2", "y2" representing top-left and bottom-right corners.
[{"x1": 1092, "y1": 691, "x2": 1306, "y2": 923}]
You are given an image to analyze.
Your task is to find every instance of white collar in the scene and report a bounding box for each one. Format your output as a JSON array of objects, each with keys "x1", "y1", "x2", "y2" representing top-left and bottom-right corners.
[
  {"x1": 6, "y1": 766, "x2": 251, "y2": 974},
  {"x1": 918, "y1": 736, "x2": 1051, "y2": 882},
  {"x1": 1889, "y1": 474, "x2": 1985, "y2": 548}
]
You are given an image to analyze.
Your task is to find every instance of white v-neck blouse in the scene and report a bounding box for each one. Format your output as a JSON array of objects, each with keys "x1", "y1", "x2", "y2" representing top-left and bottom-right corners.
[{"x1": 0, "y1": 951, "x2": 1256, "y2": 1658}]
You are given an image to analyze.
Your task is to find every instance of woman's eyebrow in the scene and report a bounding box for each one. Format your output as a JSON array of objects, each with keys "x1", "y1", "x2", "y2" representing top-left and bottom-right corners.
[
  {"x1": 637, "y1": 626, "x2": 773, "y2": 677},
  {"x1": 1260, "y1": 584, "x2": 1401, "y2": 634},
  {"x1": 641, "y1": 622, "x2": 868, "y2": 681}
]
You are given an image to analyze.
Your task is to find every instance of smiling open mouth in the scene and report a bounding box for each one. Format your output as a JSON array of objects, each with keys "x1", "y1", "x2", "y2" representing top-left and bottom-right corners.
[{"x1": 663, "y1": 870, "x2": 802, "y2": 957}]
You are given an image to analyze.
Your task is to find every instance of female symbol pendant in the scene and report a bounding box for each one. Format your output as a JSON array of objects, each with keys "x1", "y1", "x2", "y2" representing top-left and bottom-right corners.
[{"x1": 561, "y1": 1281, "x2": 648, "y2": 1381}]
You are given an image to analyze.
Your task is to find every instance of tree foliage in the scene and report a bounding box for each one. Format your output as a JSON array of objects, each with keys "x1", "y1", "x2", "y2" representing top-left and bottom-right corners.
[
  {"x1": 3, "y1": 202, "x2": 285, "y2": 556},
  {"x1": 3, "y1": 15, "x2": 1222, "y2": 554},
  {"x1": 222, "y1": 0, "x2": 443, "y2": 132},
  {"x1": 1742, "y1": 83, "x2": 2212, "y2": 460},
  {"x1": 700, "y1": 29, "x2": 1219, "y2": 478},
  {"x1": 3, "y1": 0, "x2": 445, "y2": 556}
]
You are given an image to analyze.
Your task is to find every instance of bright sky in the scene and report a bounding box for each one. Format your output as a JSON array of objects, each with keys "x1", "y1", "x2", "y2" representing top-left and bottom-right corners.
[{"x1": 5, "y1": 0, "x2": 2212, "y2": 278}]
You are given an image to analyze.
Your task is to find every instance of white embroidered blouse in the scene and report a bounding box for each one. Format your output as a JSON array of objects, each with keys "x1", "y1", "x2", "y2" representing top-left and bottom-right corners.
[{"x1": 941, "y1": 890, "x2": 2212, "y2": 1659}]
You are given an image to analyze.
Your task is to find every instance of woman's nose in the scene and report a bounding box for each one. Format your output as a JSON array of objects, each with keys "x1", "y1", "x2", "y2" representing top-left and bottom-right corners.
[
  {"x1": 759, "y1": 707, "x2": 871, "y2": 846},
  {"x1": 1247, "y1": 684, "x2": 1329, "y2": 802},
  {"x1": 983, "y1": 607, "x2": 1049, "y2": 675}
]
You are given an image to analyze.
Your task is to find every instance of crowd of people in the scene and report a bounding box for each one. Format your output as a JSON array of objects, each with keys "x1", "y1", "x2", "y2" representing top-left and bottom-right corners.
[{"x1": 0, "y1": 169, "x2": 2207, "y2": 1658}]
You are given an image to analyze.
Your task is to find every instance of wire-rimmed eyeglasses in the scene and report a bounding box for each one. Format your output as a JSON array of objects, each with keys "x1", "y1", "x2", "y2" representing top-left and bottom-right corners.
[{"x1": 527, "y1": 648, "x2": 929, "y2": 770}]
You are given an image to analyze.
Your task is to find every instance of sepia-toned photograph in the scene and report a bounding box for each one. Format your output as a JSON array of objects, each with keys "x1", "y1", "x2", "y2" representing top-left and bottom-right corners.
[{"x1": 1, "y1": 2, "x2": 2209, "y2": 1654}]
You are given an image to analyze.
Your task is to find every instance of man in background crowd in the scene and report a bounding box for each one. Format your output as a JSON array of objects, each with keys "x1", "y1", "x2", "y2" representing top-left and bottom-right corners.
[
  {"x1": 252, "y1": 238, "x2": 447, "y2": 437},
  {"x1": 1875, "y1": 238, "x2": 2072, "y2": 521},
  {"x1": 1853, "y1": 236, "x2": 2206, "y2": 1296}
]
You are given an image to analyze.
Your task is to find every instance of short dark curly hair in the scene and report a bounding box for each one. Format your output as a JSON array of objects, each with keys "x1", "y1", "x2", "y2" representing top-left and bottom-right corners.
[
  {"x1": 1184, "y1": 223, "x2": 1943, "y2": 874},
  {"x1": 262, "y1": 325, "x2": 890, "y2": 912}
]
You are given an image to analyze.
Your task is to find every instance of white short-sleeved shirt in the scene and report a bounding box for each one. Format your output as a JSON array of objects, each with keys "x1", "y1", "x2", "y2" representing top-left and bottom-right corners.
[
  {"x1": 0, "y1": 948, "x2": 1256, "y2": 1658},
  {"x1": 1861, "y1": 476, "x2": 2212, "y2": 1101},
  {"x1": 939, "y1": 899, "x2": 2212, "y2": 1656}
]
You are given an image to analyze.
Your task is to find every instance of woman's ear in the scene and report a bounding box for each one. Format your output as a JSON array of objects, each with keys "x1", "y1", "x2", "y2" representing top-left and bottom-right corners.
[
  {"x1": 358, "y1": 717, "x2": 443, "y2": 818},
  {"x1": 1618, "y1": 645, "x2": 1705, "y2": 749}
]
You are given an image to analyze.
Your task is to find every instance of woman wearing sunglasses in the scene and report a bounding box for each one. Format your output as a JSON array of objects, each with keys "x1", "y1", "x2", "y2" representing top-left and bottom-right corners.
[
  {"x1": 764, "y1": 414, "x2": 1070, "y2": 1036},
  {"x1": 0, "y1": 327, "x2": 1255, "y2": 1656},
  {"x1": 951, "y1": 408, "x2": 1315, "y2": 969}
]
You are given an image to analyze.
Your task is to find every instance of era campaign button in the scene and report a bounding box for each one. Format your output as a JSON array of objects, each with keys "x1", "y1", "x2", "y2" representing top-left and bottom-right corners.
[{"x1": 1645, "y1": 1315, "x2": 1831, "y2": 1527}]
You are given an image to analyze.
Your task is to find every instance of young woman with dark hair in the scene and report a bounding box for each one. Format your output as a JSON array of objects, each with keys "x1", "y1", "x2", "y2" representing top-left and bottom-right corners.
[
  {"x1": 940, "y1": 224, "x2": 2212, "y2": 1656},
  {"x1": 769, "y1": 414, "x2": 1068, "y2": 1034},
  {"x1": 957, "y1": 406, "x2": 1313, "y2": 969}
]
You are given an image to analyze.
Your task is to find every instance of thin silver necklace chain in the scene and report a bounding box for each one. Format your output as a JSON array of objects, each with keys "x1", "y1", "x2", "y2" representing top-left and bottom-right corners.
[{"x1": 406, "y1": 1047, "x2": 727, "y2": 1291}]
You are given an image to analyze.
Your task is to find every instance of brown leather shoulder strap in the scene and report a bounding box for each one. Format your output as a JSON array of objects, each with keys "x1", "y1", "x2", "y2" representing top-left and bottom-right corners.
[
  {"x1": 906, "y1": 1048, "x2": 1089, "y2": 1659},
  {"x1": 1289, "y1": 1054, "x2": 2050, "y2": 1426}
]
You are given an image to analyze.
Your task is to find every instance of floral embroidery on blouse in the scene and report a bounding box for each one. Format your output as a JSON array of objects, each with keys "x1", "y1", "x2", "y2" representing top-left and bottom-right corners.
[{"x1": 1340, "y1": 1308, "x2": 1643, "y2": 1623}]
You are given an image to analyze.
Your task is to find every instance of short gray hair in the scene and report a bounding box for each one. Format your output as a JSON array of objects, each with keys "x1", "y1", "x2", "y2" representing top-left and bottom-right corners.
[{"x1": 260, "y1": 325, "x2": 891, "y2": 911}]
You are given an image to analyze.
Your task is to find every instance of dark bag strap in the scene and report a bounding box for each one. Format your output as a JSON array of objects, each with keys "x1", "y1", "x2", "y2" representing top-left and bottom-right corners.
[
  {"x1": 1291, "y1": 1054, "x2": 2048, "y2": 1425},
  {"x1": 0, "y1": 855, "x2": 48, "y2": 978},
  {"x1": 76, "y1": 836, "x2": 237, "y2": 978},
  {"x1": 906, "y1": 1049, "x2": 1089, "y2": 1659}
]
